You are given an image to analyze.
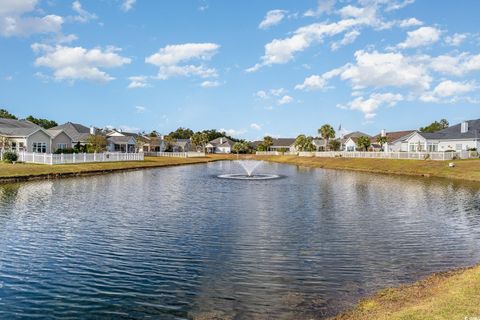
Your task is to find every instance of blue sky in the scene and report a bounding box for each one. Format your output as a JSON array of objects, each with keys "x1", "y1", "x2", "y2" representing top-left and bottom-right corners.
[{"x1": 1, "y1": 0, "x2": 479, "y2": 139}]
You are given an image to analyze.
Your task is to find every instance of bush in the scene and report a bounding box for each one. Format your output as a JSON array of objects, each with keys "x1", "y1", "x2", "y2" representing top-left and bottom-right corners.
[
  {"x1": 54, "y1": 148, "x2": 76, "y2": 154},
  {"x1": 2, "y1": 151, "x2": 18, "y2": 163}
]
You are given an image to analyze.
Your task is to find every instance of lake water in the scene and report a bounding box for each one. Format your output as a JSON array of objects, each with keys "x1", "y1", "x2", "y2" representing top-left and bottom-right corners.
[{"x1": 0, "y1": 161, "x2": 479, "y2": 319}]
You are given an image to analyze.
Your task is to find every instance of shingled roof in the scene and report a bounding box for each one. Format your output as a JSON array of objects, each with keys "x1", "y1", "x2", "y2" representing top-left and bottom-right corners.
[
  {"x1": 0, "y1": 118, "x2": 42, "y2": 137},
  {"x1": 50, "y1": 122, "x2": 92, "y2": 143}
]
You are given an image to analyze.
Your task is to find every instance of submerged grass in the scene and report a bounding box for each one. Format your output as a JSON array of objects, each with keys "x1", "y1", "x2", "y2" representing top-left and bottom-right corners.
[
  {"x1": 331, "y1": 264, "x2": 480, "y2": 320},
  {"x1": 257, "y1": 155, "x2": 480, "y2": 183}
]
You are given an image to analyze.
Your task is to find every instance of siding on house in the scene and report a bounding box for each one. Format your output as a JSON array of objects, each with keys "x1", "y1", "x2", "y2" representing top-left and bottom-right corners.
[
  {"x1": 51, "y1": 131, "x2": 73, "y2": 152},
  {"x1": 27, "y1": 130, "x2": 52, "y2": 153}
]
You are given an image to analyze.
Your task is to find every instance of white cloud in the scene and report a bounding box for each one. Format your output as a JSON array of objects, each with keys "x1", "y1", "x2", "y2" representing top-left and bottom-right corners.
[
  {"x1": 259, "y1": 9, "x2": 287, "y2": 30},
  {"x1": 135, "y1": 105, "x2": 146, "y2": 113},
  {"x1": 128, "y1": 75, "x2": 149, "y2": 88},
  {"x1": 420, "y1": 80, "x2": 476, "y2": 102},
  {"x1": 397, "y1": 26, "x2": 441, "y2": 49},
  {"x1": 247, "y1": 2, "x2": 395, "y2": 71},
  {"x1": 337, "y1": 50, "x2": 432, "y2": 90},
  {"x1": 121, "y1": 0, "x2": 136, "y2": 12},
  {"x1": 0, "y1": 0, "x2": 65, "y2": 37},
  {"x1": 430, "y1": 53, "x2": 480, "y2": 76},
  {"x1": 255, "y1": 90, "x2": 268, "y2": 99},
  {"x1": 398, "y1": 18, "x2": 423, "y2": 28},
  {"x1": 250, "y1": 123, "x2": 262, "y2": 130},
  {"x1": 72, "y1": 1, "x2": 97, "y2": 23},
  {"x1": 445, "y1": 33, "x2": 467, "y2": 46},
  {"x1": 32, "y1": 43, "x2": 131, "y2": 83},
  {"x1": 219, "y1": 128, "x2": 246, "y2": 137},
  {"x1": 145, "y1": 43, "x2": 220, "y2": 80},
  {"x1": 200, "y1": 80, "x2": 221, "y2": 88},
  {"x1": 339, "y1": 92, "x2": 403, "y2": 119},
  {"x1": 277, "y1": 95, "x2": 293, "y2": 105},
  {"x1": 270, "y1": 88, "x2": 286, "y2": 96},
  {"x1": 331, "y1": 29, "x2": 360, "y2": 50},
  {"x1": 304, "y1": 0, "x2": 336, "y2": 17},
  {"x1": 295, "y1": 75, "x2": 326, "y2": 91}
]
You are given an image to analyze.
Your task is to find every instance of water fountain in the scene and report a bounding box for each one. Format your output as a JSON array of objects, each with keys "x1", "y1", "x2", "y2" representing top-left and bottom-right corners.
[{"x1": 217, "y1": 160, "x2": 280, "y2": 180}]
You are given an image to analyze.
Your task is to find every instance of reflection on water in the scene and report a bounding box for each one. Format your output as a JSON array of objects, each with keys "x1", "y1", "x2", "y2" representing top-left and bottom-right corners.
[{"x1": 0, "y1": 161, "x2": 479, "y2": 319}]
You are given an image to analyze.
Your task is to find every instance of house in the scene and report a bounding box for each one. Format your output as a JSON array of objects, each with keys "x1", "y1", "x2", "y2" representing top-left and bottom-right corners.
[
  {"x1": 106, "y1": 129, "x2": 141, "y2": 153},
  {"x1": 0, "y1": 118, "x2": 72, "y2": 153},
  {"x1": 172, "y1": 139, "x2": 192, "y2": 152},
  {"x1": 50, "y1": 122, "x2": 95, "y2": 146},
  {"x1": 340, "y1": 131, "x2": 371, "y2": 151},
  {"x1": 46, "y1": 129, "x2": 74, "y2": 152},
  {"x1": 313, "y1": 138, "x2": 326, "y2": 151},
  {"x1": 371, "y1": 129, "x2": 416, "y2": 152},
  {"x1": 269, "y1": 138, "x2": 297, "y2": 152},
  {"x1": 402, "y1": 120, "x2": 480, "y2": 152},
  {"x1": 140, "y1": 135, "x2": 164, "y2": 152},
  {"x1": 206, "y1": 137, "x2": 234, "y2": 153}
]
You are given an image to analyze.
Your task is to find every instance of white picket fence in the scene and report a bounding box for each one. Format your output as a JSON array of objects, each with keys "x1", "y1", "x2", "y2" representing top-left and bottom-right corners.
[
  {"x1": 296, "y1": 151, "x2": 478, "y2": 161},
  {"x1": 144, "y1": 151, "x2": 206, "y2": 158},
  {"x1": 0, "y1": 150, "x2": 144, "y2": 165},
  {"x1": 256, "y1": 151, "x2": 297, "y2": 156}
]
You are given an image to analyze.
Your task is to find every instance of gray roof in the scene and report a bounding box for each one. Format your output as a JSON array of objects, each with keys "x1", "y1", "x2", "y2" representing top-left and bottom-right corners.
[
  {"x1": 209, "y1": 137, "x2": 234, "y2": 147},
  {"x1": 51, "y1": 122, "x2": 92, "y2": 143},
  {"x1": 107, "y1": 136, "x2": 136, "y2": 144},
  {"x1": 271, "y1": 138, "x2": 296, "y2": 147},
  {"x1": 419, "y1": 119, "x2": 480, "y2": 140},
  {"x1": 0, "y1": 118, "x2": 42, "y2": 137}
]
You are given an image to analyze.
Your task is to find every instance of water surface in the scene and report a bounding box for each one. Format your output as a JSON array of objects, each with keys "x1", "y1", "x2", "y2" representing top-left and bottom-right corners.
[{"x1": 0, "y1": 161, "x2": 479, "y2": 319}]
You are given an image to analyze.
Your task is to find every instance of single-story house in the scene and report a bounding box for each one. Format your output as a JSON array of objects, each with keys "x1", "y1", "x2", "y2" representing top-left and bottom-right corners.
[
  {"x1": 312, "y1": 138, "x2": 326, "y2": 151},
  {"x1": 206, "y1": 137, "x2": 234, "y2": 153},
  {"x1": 107, "y1": 136, "x2": 136, "y2": 153},
  {"x1": 165, "y1": 138, "x2": 192, "y2": 152},
  {"x1": 402, "y1": 120, "x2": 480, "y2": 152},
  {"x1": 340, "y1": 131, "x2": 371, "y2": 151},
  {"x1": 0, "y1": 118, "x2": 73, "y2": 153},
  {"x1": 106, "y1": 129, "x2": 143, "y2": 153},
  {"x1": 140, "y1": 135, "x2": 164, "y2": 152},
  {"x1": 269, "y1": 138, "x2": 297, "y2": 152},
  {"x1": 371, "y1": 129, "x2": 416, "y2": 152},
  {"x1": 50, "y1": 122, "x2": 96, "y2": 146}
]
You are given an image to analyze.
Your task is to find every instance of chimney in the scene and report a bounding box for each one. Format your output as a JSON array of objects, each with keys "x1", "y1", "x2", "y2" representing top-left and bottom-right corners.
[
  {"x1": 90, "y1": 126, "x2": 95, "y2": 135},
  {"x1": 381, "y1": 129, "x2": 386, "y2": 137},
  {"x1": 461, "y1": 121, "x2": 469, "y2": 133},
  {"x1": 220, "y1": 138, "x2": 224, "y2": 144}
]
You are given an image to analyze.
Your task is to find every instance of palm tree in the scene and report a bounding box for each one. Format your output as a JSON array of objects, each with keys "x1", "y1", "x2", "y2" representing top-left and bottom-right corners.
[
  {"x1": 357, "y1": 136, "x2": 371, "y2": 151},
  {"x1": 318, "y1": 124, "x2": 336, "y2": 151},
  {"x1": 263, "y1": 136, "x2": 273, "y2": 151},
  {"x1": 377, "y1": 136, "x2": 388, "y2": 151}
]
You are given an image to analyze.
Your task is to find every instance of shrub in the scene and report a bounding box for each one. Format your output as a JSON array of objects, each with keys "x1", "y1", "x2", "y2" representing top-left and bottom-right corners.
[
  {"x1": 2, "y1": 151, "x2": 18, "y2": 163},
  {"x1": 54, "y1": 148, "x2": 76, "y2": 154}
]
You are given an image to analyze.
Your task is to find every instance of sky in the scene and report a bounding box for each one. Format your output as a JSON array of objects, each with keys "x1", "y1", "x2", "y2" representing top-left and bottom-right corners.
[{"x1": 1, "y1": 0, "x2": 479, "y2": 140}]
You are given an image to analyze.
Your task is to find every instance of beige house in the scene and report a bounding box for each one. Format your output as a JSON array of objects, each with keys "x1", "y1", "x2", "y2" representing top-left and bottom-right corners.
[{"x1": 0, "y1": 118, "x2": 72, "y2": 153}]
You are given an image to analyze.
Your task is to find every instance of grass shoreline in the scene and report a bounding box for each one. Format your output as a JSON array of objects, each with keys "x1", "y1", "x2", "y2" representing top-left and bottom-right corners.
[
  {"x1": 330, "y1": 264, "x2": 480, "y2": 320},
  {"x1": 0, "y1": 155, "x2": 235, "y2": 184},
  {"x1": 256, "y1": 155, "x2": 480, "y2": 183}
]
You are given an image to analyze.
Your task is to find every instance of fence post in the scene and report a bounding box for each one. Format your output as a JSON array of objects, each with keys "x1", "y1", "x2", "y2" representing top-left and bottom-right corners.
[
  {"x1": 61, "y1": 153, "x2": 64, "y2": 164},
  {"x1": 94, "y1": 151, "x2": 96, "y2": 162},
  {"x1": 73, "y1": 153, "x2": 76, "y2": 163},
  {"x1": 43, "y1": 153, "x2": 46, "y2": 164}
]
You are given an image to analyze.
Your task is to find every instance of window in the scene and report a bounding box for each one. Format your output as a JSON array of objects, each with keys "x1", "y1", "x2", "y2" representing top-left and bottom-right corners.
[
  {"x1": 19, "y1": 142, "x2": 24, "y2": 151},
  {"x1": 11, "y1": 142, "x2": 16, "y2": 150},
  {"x1": 32, "y1": 142, "x2": 47, "y2": 153},
  {"x1": 427, "y1": 143, "x2": 438, "y2": 152},
  {"x1": 455, "y1": 144, "x2": 463, "y2": 151},
  {"x1": 57, "y1": 143, "x2": 68, "y2": 150}
]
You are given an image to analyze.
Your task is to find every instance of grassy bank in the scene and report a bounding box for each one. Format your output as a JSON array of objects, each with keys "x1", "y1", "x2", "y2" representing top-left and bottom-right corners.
[
  {"x1": 257, "y1": 155, "x2": 480, "y2": 183},
  {"x1": 332, "y1": 264, "x2": 480, "y2": 320},
  {"x1": 0, "y1": 155, "x2": 234, "y2": 183}
]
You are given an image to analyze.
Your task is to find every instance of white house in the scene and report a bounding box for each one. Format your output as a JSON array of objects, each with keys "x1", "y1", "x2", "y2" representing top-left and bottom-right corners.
[
  {"x1": 340, "y1": 132, "x2": 371, "y2": 151},
  {"x1": 371, "y1": 130, "x2": 416, "y2": 152},
  {"x1": 0, "y1": 118, "x2": 72, "y2": 153},
  {"x1": 206, "y1": 137, "x2": 234, "y2": 153},
  {"x1": 402, "y1": 120, "x2": 480, "y2": 152}
]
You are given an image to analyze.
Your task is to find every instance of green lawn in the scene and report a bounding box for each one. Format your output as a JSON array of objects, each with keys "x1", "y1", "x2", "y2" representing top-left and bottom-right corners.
[
  {"x1": 0, "y1": 155, "x2": 233, "y2": 181},
  {"x1": 257, "y1": 155, "x2": 480, "y2": 183}
]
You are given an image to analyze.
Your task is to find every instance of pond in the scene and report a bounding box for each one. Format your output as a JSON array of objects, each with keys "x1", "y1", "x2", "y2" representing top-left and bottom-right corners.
[{"x1": 0, "y1": 161, "x2": 479, "y2": 319}]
